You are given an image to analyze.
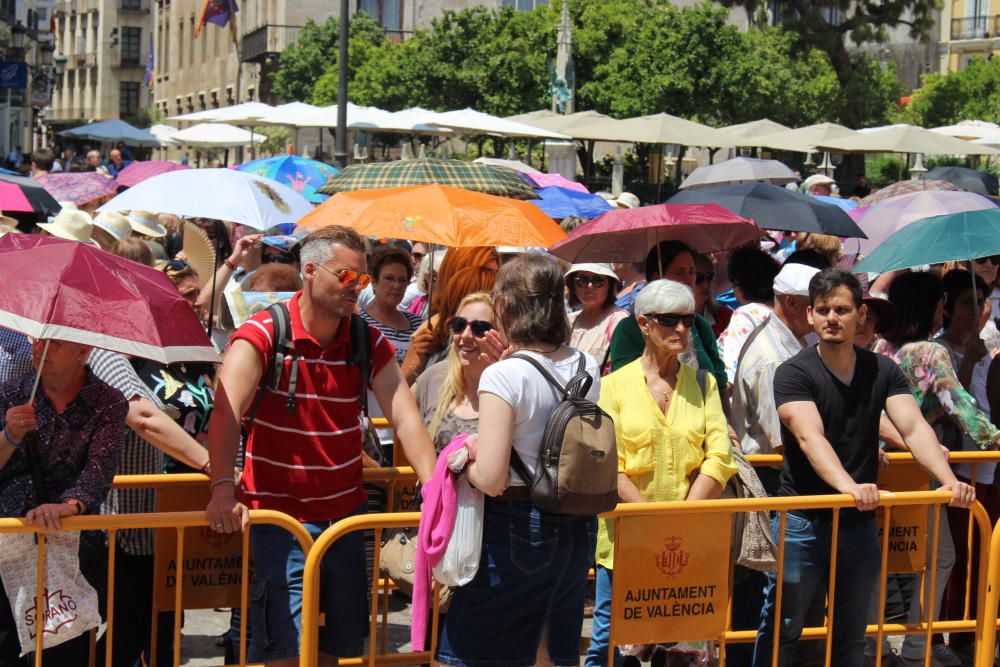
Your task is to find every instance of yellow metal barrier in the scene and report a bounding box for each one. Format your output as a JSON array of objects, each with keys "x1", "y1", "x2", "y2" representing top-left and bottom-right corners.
[
  {"x1": 975, "y1": 517, "x2": 1000, "y2": 666},
  {"x1": 298, "y1": 491, "x2": 988, "y2": 667},
  {"x1": 0, "y1": 509, "x2": 309, "y2": 667}
]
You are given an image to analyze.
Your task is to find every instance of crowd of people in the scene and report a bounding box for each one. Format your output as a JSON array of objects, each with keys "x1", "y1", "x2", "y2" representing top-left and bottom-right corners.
[{"x1": 0, "y1": 178, "x2": 996, "y2": 667}]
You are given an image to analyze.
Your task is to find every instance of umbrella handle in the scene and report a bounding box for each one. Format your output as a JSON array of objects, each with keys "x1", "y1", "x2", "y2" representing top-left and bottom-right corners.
[{"x1": 28, "y1": 340, "x2": 49, "y2": 406}]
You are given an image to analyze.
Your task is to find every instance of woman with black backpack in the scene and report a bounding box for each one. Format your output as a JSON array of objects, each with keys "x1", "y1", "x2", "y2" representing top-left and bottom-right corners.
[{"x1": 436, "y1": 253, "x2": 603, "y2": 667}]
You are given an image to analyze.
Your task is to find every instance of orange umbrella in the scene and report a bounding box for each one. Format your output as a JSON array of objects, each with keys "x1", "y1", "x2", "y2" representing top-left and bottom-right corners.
[{"x1": 296, "y1": 184, "x2": 566, "y2": 248}]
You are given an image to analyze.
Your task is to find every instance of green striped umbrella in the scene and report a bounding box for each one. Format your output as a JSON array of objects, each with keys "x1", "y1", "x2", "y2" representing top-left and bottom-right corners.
[
  {"x1": 317, "y1": 158, "x2": 539, "y2": 200},
  {"x1": 853, "y1": 208, "x2": 1000, "y2": 274}
]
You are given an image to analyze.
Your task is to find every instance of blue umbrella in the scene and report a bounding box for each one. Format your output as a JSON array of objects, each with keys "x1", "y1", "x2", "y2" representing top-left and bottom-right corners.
[
  {"x1": 810, "y1": 194, "x2": 857, "y2": 211},
  {"x1": 236, "y1": 155, "x2": 340, "y2": 204},
  {"x1": 530, "y1": 186, "x2": 613, "y2": 219},
  {"x1": 59, "y1": 119, "x2": 161, "y2": 147}
]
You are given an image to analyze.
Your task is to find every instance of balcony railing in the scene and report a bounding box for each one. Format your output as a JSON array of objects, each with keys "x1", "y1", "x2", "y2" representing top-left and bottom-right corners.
[
  {"x1": 240, "y1": 24, "x2": 301, "y2": 64},
  {"x1": 951, "y1": 15, "x2": 1000, "y2": 40}
]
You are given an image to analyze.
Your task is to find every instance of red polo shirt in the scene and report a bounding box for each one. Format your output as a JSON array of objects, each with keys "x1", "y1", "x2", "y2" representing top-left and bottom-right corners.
[{"x1": 231, "y1": 292, "x2": 395, "y2": 521}]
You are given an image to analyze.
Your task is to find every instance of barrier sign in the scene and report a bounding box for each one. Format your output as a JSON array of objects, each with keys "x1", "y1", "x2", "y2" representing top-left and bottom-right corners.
[
  {"x1": 876, "y1": 462, "x2": 930, "y2": 573},
  {"x1": 611, "y1": 511, "x2": 731, "y2": 645},
  {"x1": 152, "y1": 485, "x2": 244, "y2": 611}
]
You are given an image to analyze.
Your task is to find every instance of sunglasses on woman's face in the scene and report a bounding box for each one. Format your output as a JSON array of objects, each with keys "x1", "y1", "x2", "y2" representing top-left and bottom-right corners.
[
  {"x1": 695, "y1": 271, "x2": 716, "y2": 285},
  {"x1": 573, "y1": 274, "x2": 607, "y2": 288},
  {"x1": 975, "y1": 256, "x2": 1000, "y2": 266},
  {"x1": 646, "y1": 312, "x2": 695, "y2": 328},
  {"x1": 449, "y1": 316, "x2": 494, "y2": 338}
]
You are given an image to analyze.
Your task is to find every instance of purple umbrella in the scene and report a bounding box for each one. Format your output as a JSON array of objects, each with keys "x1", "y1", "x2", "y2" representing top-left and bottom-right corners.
[
  {"x1": 850, "y1": 190, "x2": 998, "y2": 258},
  {"x1": 36, "y1": 172, "x2": 119, "y2": 206},
  {"x1": 115, "y1": 160, "x2": 191, "y2": 188}
]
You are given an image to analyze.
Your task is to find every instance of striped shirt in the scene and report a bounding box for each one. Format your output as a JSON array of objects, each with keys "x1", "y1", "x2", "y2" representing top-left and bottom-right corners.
[
  {"x1": 359, "y1": 308, "x2": 422, "y2": 365},
  {"x1": 232, "y1": 292, "x2": 395, "y2": 522},
  {"x1": 88, "y1": 349, "x2": 164, "y2": 556},
  {"x1": 0, "y1": 327, "x2": 32, "y2": 386}
]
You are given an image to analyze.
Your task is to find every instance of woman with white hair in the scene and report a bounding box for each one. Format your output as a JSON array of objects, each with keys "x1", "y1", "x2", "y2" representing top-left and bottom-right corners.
[{"x1": 585, "y1": 279, "x2": 737, "y2": 667}]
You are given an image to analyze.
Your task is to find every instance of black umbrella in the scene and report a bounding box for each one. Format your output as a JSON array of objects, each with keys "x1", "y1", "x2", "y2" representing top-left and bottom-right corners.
[
  {"x1": 0, "y1": 174, "x2": 61, "y2": 219},
  {"x1": 923, "y1": 166, "x2": 999, "y2": 197},
  {"x1": 667, "y1": 182, "x2": 867, "y2": 239}
]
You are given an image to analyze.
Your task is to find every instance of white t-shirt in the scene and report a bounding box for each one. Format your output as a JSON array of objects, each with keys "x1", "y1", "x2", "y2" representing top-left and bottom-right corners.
[{"x1": 478, "y1": 347, "x2": 601, "y2": 485}]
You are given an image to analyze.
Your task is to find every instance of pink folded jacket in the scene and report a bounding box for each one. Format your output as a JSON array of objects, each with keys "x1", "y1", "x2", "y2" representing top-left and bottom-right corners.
[{"x1": 411, "y1": 433, "x2": 469, "y2": 651}]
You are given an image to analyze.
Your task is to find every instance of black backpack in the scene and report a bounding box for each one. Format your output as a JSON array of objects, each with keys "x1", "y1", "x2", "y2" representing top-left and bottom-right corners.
[{"x1": 508, "y1": 352, "x2": 619, "y2": 516}]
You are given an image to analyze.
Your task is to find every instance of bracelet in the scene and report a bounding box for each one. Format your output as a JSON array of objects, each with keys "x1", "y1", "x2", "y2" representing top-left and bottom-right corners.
[
  {"x1": 210, "y1": 478, "x2": 236, "y2": 491},
  {"x1": 224, "y1": 258, "x2": 237, "y2": 271},
  {"x1": 2, "y1": 424, "x2": 21, "y2": 447},
  {"x1": 200, "y1": 460, "x2": 211, "y2": 475}
]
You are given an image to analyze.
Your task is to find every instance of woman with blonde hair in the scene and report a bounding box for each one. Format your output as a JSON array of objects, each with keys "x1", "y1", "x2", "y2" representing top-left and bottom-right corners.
[{"x1": 414, "y1": 292, "x2": 505, "y2": 451}]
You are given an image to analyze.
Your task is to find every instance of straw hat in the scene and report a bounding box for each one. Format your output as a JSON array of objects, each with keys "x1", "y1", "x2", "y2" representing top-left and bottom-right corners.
[
  {"x1": 128, "y1": 210, "x2": 167, "y2": 237},
  {"x1": 611, "y1": 192, "x2": 640, "y2": 209},
  {"x1": 182, "y1": 220, "x2": 217, "y2": 289},
  {"x1": 565, "y1": 262, "x2": 620, "y2": 282},
  {"x1": 37, "y1": 208, "x2": 98, "y2": 246},
  {"x1": 0, "y1": 215, "x2": 20, "y2": 238},
  {"x1": 93, "y1": 211, "x2": 132, "y2": 241}
]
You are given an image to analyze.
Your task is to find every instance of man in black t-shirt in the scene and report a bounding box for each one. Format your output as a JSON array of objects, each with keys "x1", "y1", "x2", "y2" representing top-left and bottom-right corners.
[{"x1": 752, "y1": 269, "x2": 975, "y2": 667}]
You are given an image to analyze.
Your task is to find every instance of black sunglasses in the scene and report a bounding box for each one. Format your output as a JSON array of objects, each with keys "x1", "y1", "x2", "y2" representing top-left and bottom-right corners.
[
  {"x1": 975, "y1": 256, "x2": 1000, "y2": 266},
  {"x1": 573, "y1": 274, "x2": 608, "y2": 288},
  {"x1": 449, "y1": 316, "x2": 494, "y2": 338},
  {"x1": 646, "y1": 313, "x2": 695, "y2": 328},
  {"x1": 696, "y1": 271, "x2": 716, "y2": 285}
]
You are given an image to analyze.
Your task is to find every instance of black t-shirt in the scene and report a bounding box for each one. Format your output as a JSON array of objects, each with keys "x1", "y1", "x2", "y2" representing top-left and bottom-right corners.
[{"x1": 773, "y1": 346, "x2": 910, "y2": 521}]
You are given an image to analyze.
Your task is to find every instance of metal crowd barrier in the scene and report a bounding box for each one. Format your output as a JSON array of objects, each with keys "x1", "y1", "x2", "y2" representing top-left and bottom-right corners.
[
  {"x1": 296, "y1": 491, "x2": 990, "y2": 667},
  {"x1": 0, "y1": 510, "x2": 311, "y2": 667},
  {"x1": 974, "y1": 518, "x2": 1000, "y2": 666}
]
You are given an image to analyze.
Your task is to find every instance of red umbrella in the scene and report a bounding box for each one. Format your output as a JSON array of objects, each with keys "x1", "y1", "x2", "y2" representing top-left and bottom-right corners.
[
  {"x1": 0, "y1": 234, "x2": 219, "y2": 365},
  {"x1": 36, "y1": 172, "x2": 119, "y2": 205},
  {"x1": 548, "y1": 203, "x2": 762, "y2": 263},
  {"x1": 115, "y1": 160, "x2": 191, "y2": 188}
]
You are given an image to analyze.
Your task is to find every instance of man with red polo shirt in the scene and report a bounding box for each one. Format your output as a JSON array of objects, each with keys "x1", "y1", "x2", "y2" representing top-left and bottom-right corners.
[{"x1": 205, "y1": 225, "x2": 436, "y2": 667}]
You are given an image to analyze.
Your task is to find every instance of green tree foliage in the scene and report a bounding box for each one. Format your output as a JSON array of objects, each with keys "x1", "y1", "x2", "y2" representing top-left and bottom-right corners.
[{"x1": 901, "y1": 56, "x2": 1000, "y2": 127}]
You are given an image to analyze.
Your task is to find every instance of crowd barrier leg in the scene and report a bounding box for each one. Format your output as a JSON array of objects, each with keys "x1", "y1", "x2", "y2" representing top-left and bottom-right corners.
[{"x1": 975, "y1": 513, "x2": 1000, "y2": 667}]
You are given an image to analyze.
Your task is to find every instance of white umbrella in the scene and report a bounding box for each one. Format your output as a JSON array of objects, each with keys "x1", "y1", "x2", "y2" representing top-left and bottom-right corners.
[
  {"x1": 564, "y1": 112, "x2": 734, "y2": 147},
  {"x1": 97, "y1": 169, "x2": 313, "y2": 231},
  {"x1": 817, "y1": 124, "x2": 1000, "y2": 155},
  {"x1": 931, "y1": 120, "x2": 1000, "y2": 140},
  {"x1": 717, "y1": 119, "x2": 791, "y2": 146},
  {"x1": 167, "y1": 101, "x2": 274, "y2": 125},
  {"x1": 752, "y1": 122, "x2": 858, "y2": 153},
  {"x1": 148, "y1": 124, "x2": 179, "y2": 145},
  {"x1": 427, "y1": 108, "x2": 571, "y2": 139},
  {"x1": 474, "y1": 157, "x2": 542, "y2": 174},
  {"x1": 163, "y1": 123, "x2": 266, "y2": 148},
  {"x1": 679, "y1": 157, "x2": 798, "y2": 189},
  {"x1": 255, "y1": 101, "x2": 324, "y2": 127}
]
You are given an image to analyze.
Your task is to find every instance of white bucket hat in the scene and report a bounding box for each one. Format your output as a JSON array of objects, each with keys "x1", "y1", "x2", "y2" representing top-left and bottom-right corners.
[
  {"x1": 93, "y1": 211, "x2": 132, "y2": 241},
  {"x1": 611, "y1": 192, "x2": 640, "y2": 209},
  {"x1": 37, "y1": 208, "x2": 98, "y2": 246},
  {"x1": 565, "y1": 262, "x2": 620, "y2": 283},
  {"x1": 128, "y1": 210, "x2": 167, "y2": 238}
]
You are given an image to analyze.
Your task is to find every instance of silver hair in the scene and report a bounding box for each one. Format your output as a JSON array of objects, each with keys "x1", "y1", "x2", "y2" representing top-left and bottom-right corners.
[
  {"x1": 635, "y1": 279, "x2": 695, "y2": 316},
  {"x1": 86, "y1": 150, "x2": 101, "y2": 159},
  {"x1": 298, "y1": 239, "x2": 336, "y2": 271}
]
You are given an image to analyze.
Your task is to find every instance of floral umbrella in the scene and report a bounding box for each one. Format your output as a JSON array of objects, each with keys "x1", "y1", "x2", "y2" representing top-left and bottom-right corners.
[
  {"x1": 36, "y1": 172, "x2": 119, "y2": 205},
  {"x1": 236, "y1": 155, "x2": 339, "y2": 204},
  {"x1": 115, "y1": 160, "x2": 191, "y2": 188}
]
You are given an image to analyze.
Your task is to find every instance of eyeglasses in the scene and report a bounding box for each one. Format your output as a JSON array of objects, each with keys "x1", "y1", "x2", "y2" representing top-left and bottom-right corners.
[
  {"x1": 162, "y1": 259, "x2": 192, "y2": 273},
  {"x1": 646, "y1": 313, "x2": 695, "y2": 328},
  {"x1": 315, "y1": 264, "x2": 371, "y2": 288},
  {"x1": 412, "y1": 252, "x2": 426, "y2": 261},
  {"x1": 974, "y1": 256, "x2": 1000, "y2": 266},
  {"x1": 573, "y1": 274, "x2": 607, "y2": 289},
  {"x1": 449, "y1": 316, "x2": 494, "y2": 338},
  {"x1": 695, "y1": 271, "x2": 716, "y2": 285}
]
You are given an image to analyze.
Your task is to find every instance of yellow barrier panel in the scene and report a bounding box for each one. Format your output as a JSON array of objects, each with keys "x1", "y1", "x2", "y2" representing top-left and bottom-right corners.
[
  {"x1": 298, "y1": 491, "x2": 989, "y2": 667},
  {"x1": 975, "y1": 517, "x2": 1000, "y2": 666},
  {"x1": 0, "y1": 509, "x2": 308, "y2": 667}
]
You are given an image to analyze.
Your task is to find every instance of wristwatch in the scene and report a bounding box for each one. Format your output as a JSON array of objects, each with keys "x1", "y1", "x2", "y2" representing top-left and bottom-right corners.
[{"x1": 63, "y1": 498, "x2": 85, "y2": 515}]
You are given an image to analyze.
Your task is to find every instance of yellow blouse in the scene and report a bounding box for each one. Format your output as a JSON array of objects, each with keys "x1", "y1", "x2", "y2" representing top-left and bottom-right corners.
[{"x1": 595, "y1": 359, "x2": 737, "y2": 569}]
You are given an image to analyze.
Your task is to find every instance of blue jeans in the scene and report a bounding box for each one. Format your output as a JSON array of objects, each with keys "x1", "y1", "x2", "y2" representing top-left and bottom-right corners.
[
  {"x1": 753, "y1": 511, "x2": 881, "y2": 667},
  {"x1": 249, "y1": 512, "x2": 367, "y2": 662},
  {"x1": 437, "y1": 498, "x2": 596, "y2": 667},
  {"x1": 585, "y1": 566, "x2": 623, "y2": 667}
]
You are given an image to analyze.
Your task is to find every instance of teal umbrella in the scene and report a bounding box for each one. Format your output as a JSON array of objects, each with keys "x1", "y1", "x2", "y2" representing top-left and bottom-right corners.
[{"x1": 853, "y1": 208, "x2": 1000, "y2": 274}]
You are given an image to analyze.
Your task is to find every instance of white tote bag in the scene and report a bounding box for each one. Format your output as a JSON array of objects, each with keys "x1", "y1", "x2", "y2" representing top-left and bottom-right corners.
[
  {"x1": 0, "y1": 532, "x2": 101, "y2": 656},
  {"x1": 432, "y1": 477, "x2": 484, "y2": 587}
]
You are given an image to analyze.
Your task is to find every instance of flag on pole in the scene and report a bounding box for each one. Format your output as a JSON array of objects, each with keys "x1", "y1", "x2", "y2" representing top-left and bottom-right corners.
[
  {"x1": 194, "y1": 0, "x2": 239, "y2": 38},
  {"x1": 143, "y1": 39, "x2": 154, "y2": 87}
]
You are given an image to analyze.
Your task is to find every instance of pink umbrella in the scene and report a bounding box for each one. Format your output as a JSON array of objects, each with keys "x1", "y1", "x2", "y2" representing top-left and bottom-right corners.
[
  {"x1": 36, "y1": 172, "x2": 119, "y2": 205},
  {"x1": 549, "y1": 203, "x2": 761, "y2": 263},
  {"x1": 850, "y1": 190, "x2": 999, "y2": 257},
  {"x1": 115, "y1": 160, "x2": 191, "y2": 188},
  {"x1": 530, "y1": 173, "x2": 590, "y2": 193},
  {"x1": 0, "y1": 234, "x2": 219, "y2": 365},
  {"x1": 0, "y1": 180, "x2": 38, "y2": 212}
]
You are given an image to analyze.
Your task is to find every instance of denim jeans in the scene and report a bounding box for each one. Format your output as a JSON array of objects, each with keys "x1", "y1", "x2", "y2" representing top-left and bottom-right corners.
[
  {"x1": 753, "y1": 511, "x2": 881, "y2": 667},
  {"x1": 437, "y1": 498, "x2": 595, "y2": 667},
  {"x1": 585, "y1": 566, "x2": 623, "y2": 667}
]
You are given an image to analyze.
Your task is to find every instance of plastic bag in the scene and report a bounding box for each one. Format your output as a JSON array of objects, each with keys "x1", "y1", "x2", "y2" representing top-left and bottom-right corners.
[
  {"x1": 0, "y1": 532, "x2": 102, "y2": 656},
  {"x1": 432, "y1": 476, "x2": 484, "y2": 586}
]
